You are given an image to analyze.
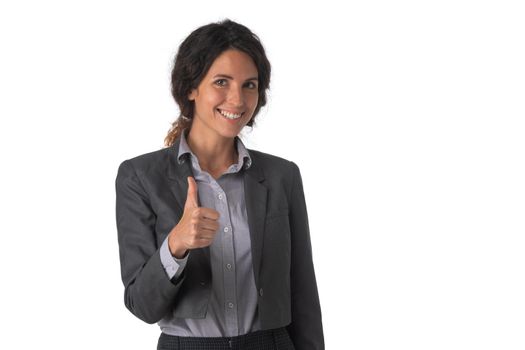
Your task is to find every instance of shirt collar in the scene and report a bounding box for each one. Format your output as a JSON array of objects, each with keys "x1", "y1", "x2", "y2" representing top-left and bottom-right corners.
[{"x1": 177, "y1": 129, "x2": 252, "y2": 171}]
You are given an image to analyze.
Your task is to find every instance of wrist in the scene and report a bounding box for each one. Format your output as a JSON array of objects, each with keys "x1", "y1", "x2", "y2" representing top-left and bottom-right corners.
[
  {"x1": 172, "y1": 248, "x2": 188, "y2": 259},
  {"x1": 168, "y1": 235, "x2": 188, "y2": 259}
]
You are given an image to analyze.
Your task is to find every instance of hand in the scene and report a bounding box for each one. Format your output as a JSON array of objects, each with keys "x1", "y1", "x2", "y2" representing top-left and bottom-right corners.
[{"x1": 168, "y1": 176, "x2": 220, "y2": 258}]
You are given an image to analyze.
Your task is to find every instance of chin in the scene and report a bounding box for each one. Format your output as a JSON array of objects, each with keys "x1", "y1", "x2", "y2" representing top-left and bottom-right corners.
[
  {"x1": 217, "y1": 122, "x2": 249, "y2": 139},
  {"x1": 219, "y1": 129, "x2": 241, "y2": 139}
]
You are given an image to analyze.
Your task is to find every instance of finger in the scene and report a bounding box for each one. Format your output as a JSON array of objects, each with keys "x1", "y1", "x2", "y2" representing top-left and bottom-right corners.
[
  {"x1": 186, "y1": 236, "x2": 213, "y2": 247},
  {"x1": 195, "y1": 234, "x2": 215, "y2": 242},
  {"x1": 185, "y1": 176, "x2": 199, "y2": 209},
  {"x1": 193, "y1": 240, "x2": 213, "y2": 248},
  {"x1": 196, "y1": 207, "x2": 220, "y2": 221},
  {"x1": 197, "y1": 221, "x2": 219, "y2": 233}
]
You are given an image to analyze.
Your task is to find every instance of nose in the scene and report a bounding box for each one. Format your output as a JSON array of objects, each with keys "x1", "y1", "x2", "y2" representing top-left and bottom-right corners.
[{"x1": 226, "y1": 83, "x2": 245, "y2": 108}]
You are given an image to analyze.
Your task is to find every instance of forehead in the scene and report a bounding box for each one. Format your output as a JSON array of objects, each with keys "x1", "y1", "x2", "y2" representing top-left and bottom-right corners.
[{"x1": 206, "y1": 49, "x2": 258, "y2": 77}]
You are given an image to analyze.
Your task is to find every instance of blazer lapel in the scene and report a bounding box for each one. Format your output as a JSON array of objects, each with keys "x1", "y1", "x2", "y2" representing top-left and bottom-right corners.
[
  {"x1": 243, "y1": 156, "x2": 267, "y2": 285},
  {"x1": 167, "y1": 137, "x2": 194, "y2": 214}
]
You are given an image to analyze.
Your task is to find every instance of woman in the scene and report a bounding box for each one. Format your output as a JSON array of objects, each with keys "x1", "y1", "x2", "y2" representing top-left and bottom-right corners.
[{"x1": 115, "y1": 19, "x2": 324, "y2": 350}]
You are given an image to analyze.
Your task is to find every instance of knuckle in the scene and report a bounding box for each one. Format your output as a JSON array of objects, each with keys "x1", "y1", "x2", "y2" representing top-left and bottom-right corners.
[{"x1": 191, "y1": 225, "x2": 199, "y2": 235}]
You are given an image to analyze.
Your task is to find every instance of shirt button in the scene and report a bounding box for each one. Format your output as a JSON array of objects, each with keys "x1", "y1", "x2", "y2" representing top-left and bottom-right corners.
[
  {"x1": 226, "y1": 263, "x2": 232, "y2": 269},
  {"x1": 228, "y1": 302, "x2": 234, "y2": 309},
  {"x1": 224, "y1": 227, "x2": 229, "y2": 233},
  {"x1": 259, "y1": 288, "x2": 264, "y2": 297},
  {"x1": 218, "y1": 193, "x2": 223, "y2": 200}
]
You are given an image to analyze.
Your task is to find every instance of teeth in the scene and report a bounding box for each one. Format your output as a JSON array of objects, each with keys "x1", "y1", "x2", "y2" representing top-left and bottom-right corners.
[{"x1": 218, "y1": 109, "x2": 242, "y2": 119}]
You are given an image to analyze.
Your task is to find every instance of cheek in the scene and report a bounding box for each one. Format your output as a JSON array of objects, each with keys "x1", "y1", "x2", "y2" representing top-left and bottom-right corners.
[
  {"x1": 205, "y1": 88, "x2": 225, "y2": 105},
  {"x1": 195, "y1": 89, "x2": 223, "y2": 111},
  {"x1": 247, "y1": 93, "x2": 259, "y2": 109}
]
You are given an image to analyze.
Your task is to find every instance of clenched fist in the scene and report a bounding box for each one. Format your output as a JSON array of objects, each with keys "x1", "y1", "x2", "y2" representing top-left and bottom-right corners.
[{"x1": 168, "y1": 176, "x2": 220, "y2": 258}]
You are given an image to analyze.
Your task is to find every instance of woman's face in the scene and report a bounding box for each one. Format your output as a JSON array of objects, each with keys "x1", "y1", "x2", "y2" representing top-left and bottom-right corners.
[{"x1": 188, "y1": 49, "x2": 259, "y2": 141}]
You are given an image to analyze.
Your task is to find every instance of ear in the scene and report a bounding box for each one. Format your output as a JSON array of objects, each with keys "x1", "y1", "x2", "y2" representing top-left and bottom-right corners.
[{"x1": 188, "y1": 88, "x2": 198, "y2": 101}]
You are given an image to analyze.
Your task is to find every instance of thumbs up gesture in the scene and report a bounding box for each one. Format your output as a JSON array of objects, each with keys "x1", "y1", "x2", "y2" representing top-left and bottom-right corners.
[{"x1": 168, "y1": 177, "x2": 220, "y2": 258}]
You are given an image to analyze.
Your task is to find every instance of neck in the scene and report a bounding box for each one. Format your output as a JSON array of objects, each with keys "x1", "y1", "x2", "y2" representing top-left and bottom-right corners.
[{"x1": 186, "y1": 129, "x2": 238, "y2": 172}]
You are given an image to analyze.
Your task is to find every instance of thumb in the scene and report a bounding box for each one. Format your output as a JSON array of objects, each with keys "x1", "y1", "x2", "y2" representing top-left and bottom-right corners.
[{"x1": 185, "y1": 176, "x2": 199, "y2": 209}]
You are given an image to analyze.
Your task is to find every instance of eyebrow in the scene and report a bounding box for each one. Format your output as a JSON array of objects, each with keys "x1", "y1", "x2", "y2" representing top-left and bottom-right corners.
[{"x1": 213, "y1": 74, "x2": 258, "y2": 81}]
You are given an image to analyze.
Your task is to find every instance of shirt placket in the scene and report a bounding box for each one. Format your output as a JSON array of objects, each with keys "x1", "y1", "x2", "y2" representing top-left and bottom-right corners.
[{"x1": 213, "y1": 179, "x2": 239, "y2": 336}]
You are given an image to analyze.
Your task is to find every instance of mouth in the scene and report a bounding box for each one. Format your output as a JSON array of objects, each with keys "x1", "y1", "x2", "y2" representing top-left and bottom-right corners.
[{"x1": 217, "y1": 108, "x2": 244, "y2": 120}]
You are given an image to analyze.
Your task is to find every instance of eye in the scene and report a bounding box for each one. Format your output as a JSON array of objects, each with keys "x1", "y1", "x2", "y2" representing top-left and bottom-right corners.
[
  {"x1": 245, "y1": 81, "x2": 258, "y2": 89},
  {"x1": 214, "y1": 79, "x2": 227, "y2": 86}
]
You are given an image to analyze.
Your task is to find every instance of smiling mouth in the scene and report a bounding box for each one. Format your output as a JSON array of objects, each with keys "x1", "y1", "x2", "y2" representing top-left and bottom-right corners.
[{"x1": 217, "y1": 108, "x2": 244, "y2": 120}]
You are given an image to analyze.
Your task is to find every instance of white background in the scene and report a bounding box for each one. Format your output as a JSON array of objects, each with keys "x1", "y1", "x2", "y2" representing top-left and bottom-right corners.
[{"x1": 1, "y1": 1, "x2": 524, "y2": 349}]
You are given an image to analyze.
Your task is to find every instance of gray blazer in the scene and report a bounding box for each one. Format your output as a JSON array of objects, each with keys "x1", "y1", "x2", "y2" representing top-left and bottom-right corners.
[{"x1": 115, "y1": 136, "x2": 324, "y2": 349}]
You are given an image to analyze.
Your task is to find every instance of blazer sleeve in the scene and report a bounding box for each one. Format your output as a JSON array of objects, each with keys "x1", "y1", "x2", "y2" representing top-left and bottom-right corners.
[
  {"x1": 286, "y1": 162, "x2": 325, "y2": 349},
  {"x1": 115, "y1": 160, "x2": 185, "y2": 324}
]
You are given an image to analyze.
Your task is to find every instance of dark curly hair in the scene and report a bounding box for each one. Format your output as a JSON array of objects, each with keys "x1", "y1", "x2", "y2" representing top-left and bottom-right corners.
[{"x1": 164, "y1": 19, "x2": 272, "y2": 147}]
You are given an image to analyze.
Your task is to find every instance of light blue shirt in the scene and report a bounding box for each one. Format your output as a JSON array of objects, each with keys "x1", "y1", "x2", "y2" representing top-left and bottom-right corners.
[{"x1": 159, "y1": 130, "x2": 261, "y2": 337}]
